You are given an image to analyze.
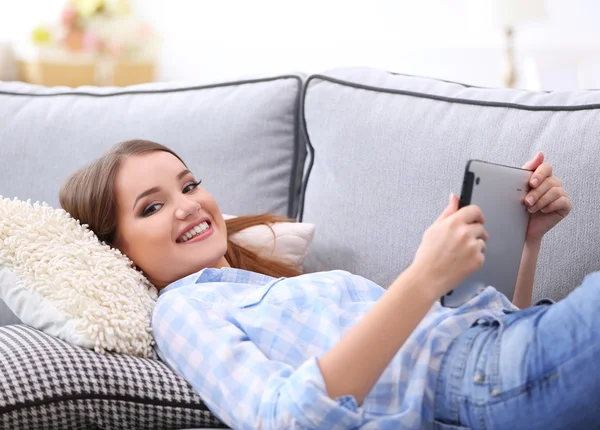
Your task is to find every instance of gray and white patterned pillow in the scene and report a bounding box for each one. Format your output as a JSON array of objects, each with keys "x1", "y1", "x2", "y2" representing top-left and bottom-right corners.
[{"x1": 0, "y1": 325, "x2": 227, "y2": 430}]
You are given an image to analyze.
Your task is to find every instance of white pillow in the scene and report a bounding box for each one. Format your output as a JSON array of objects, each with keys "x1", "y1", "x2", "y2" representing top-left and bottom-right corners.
[
  {"x1": 223, "y1": 214, "x2": 316, "y2": 268},
  {"x1": 0, "y1": 198, "x2": 316, "y2": 356},
  {"x1": 0, "y1": 197, "x2": 158, "y2": 357}
]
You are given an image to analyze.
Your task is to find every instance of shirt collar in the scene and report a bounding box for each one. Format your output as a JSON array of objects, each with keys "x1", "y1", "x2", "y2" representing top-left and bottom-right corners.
[{"x1": 159, "y1": 267, "x2": 276, "y2": 295}]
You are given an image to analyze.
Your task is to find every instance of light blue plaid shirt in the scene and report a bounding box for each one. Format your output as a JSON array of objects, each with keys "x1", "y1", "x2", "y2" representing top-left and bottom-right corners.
[{"x1": 152, "y1": 267, "x2": 516, "y2": 429}]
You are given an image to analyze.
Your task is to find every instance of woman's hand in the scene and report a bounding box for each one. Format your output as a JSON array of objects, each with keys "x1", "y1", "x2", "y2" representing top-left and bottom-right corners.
[
  {"x1": 412, "y1": 194, "x2": 488, "y2": 298},
  {"x1": 522, "y1": 152, "x2": 572, "y2": 243}
]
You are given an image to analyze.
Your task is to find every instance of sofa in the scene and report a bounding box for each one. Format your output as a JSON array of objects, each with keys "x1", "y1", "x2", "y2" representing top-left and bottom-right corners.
[{"x1": 1, "y1": 66, "x2": 599, "y2": 429}]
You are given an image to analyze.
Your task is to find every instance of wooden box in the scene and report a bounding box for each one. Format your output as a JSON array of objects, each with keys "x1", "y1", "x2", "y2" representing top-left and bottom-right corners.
[{"x1": 18, "y1": 57, "x2": 156, "y2": 87}]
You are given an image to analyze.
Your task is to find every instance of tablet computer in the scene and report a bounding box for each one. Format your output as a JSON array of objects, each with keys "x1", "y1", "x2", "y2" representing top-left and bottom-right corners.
[{"x1": 440, "y1": 160, "x2": 533, "y2": 308}]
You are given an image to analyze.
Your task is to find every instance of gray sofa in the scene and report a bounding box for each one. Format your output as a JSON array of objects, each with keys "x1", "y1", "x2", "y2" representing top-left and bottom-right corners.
[{"x1": 1, "y1": 67, "x2": 599, "y2": 429}]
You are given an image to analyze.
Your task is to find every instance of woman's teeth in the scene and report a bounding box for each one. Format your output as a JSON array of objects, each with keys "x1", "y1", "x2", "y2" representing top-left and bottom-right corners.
[{"x1": 180, "y1": 221, "x2": 210, "y2": 242}]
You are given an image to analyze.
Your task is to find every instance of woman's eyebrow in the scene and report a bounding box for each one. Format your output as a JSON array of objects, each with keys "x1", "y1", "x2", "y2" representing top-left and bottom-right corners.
[
  {"x1": 177, "y1": 169, "x2": 191, "y2": 180},
  {"x1": 132, "y1": 170, "x2": 192, "y2": 210},
  {"x1": 133, "y1": 187, "x2": 160, "y2": 210}
]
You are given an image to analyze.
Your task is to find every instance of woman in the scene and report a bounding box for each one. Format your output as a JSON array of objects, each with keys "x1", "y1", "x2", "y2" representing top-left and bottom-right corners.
[{"x1": 60, "y1": 139, "x2": 598, "y2": 430}]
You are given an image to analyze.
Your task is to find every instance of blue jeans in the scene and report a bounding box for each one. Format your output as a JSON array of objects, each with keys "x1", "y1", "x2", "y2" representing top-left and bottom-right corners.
[{"x1": 433, "y1": 272, "x2": 600, "y2": 430}]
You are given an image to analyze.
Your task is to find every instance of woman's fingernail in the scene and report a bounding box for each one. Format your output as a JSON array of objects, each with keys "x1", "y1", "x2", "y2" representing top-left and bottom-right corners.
[
  {"x1": 531, "y1": 178, "x2": 539, "y2": 187},
  {"x1": 526, "y1": 196, "x2": 534, "y2": 206}
]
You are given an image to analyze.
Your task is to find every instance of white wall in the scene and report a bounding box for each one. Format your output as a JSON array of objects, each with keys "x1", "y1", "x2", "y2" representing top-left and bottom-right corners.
[{"x1": 2, "y1": 0, "x2": 600, "y2": 89}]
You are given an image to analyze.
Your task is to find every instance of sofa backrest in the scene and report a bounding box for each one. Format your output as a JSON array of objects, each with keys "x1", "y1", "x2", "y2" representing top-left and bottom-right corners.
[
  {"x1": 3, "y1": 66, "x2": 600, "y2": 306},
  {"x1": 0, "y1": 75, "x2": 305, "y2": 218},
  {"x1": 300, "y1": 67, "x2": 600, "y2": 302}
]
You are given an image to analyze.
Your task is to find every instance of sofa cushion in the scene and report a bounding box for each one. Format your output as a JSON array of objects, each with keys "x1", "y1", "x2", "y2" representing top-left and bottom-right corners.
[
  {"x1": 300, "y1": 67, "x2": 600, "y2": 302},
  {"x1": 0, "y1": 197, "x2": 157, "y2": 356},
  {"x1": 0, "y1": 325, "x2": 226, "y2": 429},
  {"x1": 0, "y1": 74, "x2": 304, "y2": 218}
]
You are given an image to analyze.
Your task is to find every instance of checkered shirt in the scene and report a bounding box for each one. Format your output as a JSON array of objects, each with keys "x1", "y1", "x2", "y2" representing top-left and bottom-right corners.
[{"x1": 152, "y1": 267, "x2": 515, "y2": 429}]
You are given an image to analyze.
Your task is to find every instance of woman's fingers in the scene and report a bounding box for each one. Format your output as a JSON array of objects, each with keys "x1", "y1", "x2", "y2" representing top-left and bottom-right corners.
[
  {"x1": 437, "y1": 193, "x2": 459, "y2": 222},
  {"x1": 454, "y1": 205, "x2": 485, "y2": 225},
  {"x1": 522, "y1": 152, "x2": 544, "y2": 171},
  {"x1": 468, "y1": 223, "x2": 489, "y2": 242},
  {"x1": 528, "y1": 183, "x2": 565, "y2": 213},
  {"x1": 529, "y1": 162, "x2": 553, "y2": 188},
  {"x1": 478, "y1": 238, "x2": 487, "y2": 254},
  {"x1": 525, "y1": 176, "x2": 562, "y2": 210},
  {"x1": 540, "y1": 196, "x2": 573, "y2": 217}
]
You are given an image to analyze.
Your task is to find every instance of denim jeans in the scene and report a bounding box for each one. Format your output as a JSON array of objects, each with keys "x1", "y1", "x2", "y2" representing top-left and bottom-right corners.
[{"x1": 433, "y1": 272, "x2": 600, "y2": 430}]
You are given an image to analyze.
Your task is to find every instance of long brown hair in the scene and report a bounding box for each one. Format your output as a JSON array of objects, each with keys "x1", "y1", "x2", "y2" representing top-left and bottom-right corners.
[{"x1": 59, "y1": 139, "x2": 302, "y2": 282}]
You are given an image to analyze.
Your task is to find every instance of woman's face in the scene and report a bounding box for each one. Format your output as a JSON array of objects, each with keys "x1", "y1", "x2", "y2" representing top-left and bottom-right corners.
[{"x1": 113, "y1": 151, "x2": 229, "y2": 288}]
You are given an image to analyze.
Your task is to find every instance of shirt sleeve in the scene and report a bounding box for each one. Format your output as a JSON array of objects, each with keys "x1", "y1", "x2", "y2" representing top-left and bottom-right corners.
[{"x1": 152, "y1": 291, "x2": 364, "y2": 430}]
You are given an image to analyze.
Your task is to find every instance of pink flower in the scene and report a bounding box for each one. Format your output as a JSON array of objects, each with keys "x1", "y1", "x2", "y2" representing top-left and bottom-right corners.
[
  {"x1": 82, "y1": 30, "x2": 100, "y2": 53},
  {"x1": 61, "y1": 6, "x2": 78, "y2": 27}
]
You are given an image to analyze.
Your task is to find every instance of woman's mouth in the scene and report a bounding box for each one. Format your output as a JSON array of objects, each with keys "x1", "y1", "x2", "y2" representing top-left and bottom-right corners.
[{"x1": 177, "y1": 221, "x2": 213, "y2": 243}]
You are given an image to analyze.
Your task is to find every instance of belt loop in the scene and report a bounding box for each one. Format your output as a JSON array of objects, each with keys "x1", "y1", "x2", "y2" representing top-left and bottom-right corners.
[{"x1": 489, "y1": 318, "x2": 505, "y2": 395}]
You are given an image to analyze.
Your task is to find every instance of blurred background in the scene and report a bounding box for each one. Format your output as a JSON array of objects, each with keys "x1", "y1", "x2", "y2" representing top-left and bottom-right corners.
[{"x1": 0, "y1": 0, "x2": 599, "y2": 90}]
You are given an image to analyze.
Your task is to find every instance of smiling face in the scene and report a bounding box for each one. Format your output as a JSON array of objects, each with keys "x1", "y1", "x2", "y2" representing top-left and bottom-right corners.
[{"x1": 113, "y1": 151, "x2": 229, "y2": 288}]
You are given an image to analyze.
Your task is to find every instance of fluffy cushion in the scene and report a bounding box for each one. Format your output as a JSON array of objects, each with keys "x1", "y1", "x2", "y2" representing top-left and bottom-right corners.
[
  {"x1": 0, "y1": 197, "x2": 157, "y2": 357},
  {"x1": 0, "y1": 324, "x2": 226, "y2": 429}
]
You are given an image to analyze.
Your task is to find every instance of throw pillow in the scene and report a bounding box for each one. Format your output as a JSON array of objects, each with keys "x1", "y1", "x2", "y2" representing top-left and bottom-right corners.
[
  {"x1": 0, "y1": 197, "x2": 157, "y2": 357},
  {"x1": 0, "y1": 324, "x2": 226, "y2": 429},
  {"x1": 223, "y1": 214, "x2": 316, "y2": 268}
]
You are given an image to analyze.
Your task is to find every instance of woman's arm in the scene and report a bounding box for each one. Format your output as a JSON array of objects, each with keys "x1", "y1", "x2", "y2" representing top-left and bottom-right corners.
[
  {"x1": 319, "y1": 195, "x2": 487, "y2": 405},
  {"x1": 318, "y1": 265, "x2": 438, "y2": 405},
  {"x1": 512, "y1": 239, "x2": 541, "y2": 309},
  {"x1": 515, "y1": 153, "x2": 571, "y2": 308}
]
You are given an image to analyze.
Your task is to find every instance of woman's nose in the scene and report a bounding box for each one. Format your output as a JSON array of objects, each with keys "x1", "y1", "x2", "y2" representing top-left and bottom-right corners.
[{"x1": 175, "y1": 196, "x2": 201, "y2": 219}]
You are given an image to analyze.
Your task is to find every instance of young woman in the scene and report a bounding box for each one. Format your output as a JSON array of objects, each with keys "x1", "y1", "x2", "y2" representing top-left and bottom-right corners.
[{"x1": 60, "y1": 139, "x2": 598, "y2": 430}]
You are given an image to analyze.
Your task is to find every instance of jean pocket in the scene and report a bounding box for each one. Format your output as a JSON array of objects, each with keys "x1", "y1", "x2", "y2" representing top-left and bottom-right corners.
[{"x1": 432, "y1": 419, "x2": 470, "y2": 429}]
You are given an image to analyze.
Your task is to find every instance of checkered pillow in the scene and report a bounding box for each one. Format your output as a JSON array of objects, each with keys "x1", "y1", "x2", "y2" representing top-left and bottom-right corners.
[{"x1": 0, "y1": 325, "x2": 227, "y2": 430}]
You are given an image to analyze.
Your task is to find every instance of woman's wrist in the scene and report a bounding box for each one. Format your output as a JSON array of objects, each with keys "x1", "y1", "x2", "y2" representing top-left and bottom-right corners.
[
  {"x1": 401, "y1": 263, "x2": 450, "y2": 305},
  {"x1": 525, "y1": 237, "x2": 543, "y2": 249},
  {"x1": 513, "y1": 238, "x2": 542, "y2": 308}
]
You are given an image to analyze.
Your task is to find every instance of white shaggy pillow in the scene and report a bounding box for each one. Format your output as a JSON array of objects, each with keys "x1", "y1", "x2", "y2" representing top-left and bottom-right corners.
[{"x1": 0, "y1": 197, "x2": 158, "y2": 358}]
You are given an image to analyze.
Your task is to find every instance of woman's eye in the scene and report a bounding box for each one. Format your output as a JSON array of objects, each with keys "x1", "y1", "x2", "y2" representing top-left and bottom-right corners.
[
  {"x1": 142, "y1": 203, "x2": 162, "y2": 217},
  {"x1": 183, "y1": 180, "x2": 202, "y2": 194}
]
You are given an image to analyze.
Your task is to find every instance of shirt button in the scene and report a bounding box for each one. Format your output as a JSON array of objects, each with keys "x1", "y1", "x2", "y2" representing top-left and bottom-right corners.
[
  {"x1": 491, "y1": 388, "x2": 500, "y2": 397},
  {"x1": 473, "y1": 374, "x2": 484, "y2": 383}
]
